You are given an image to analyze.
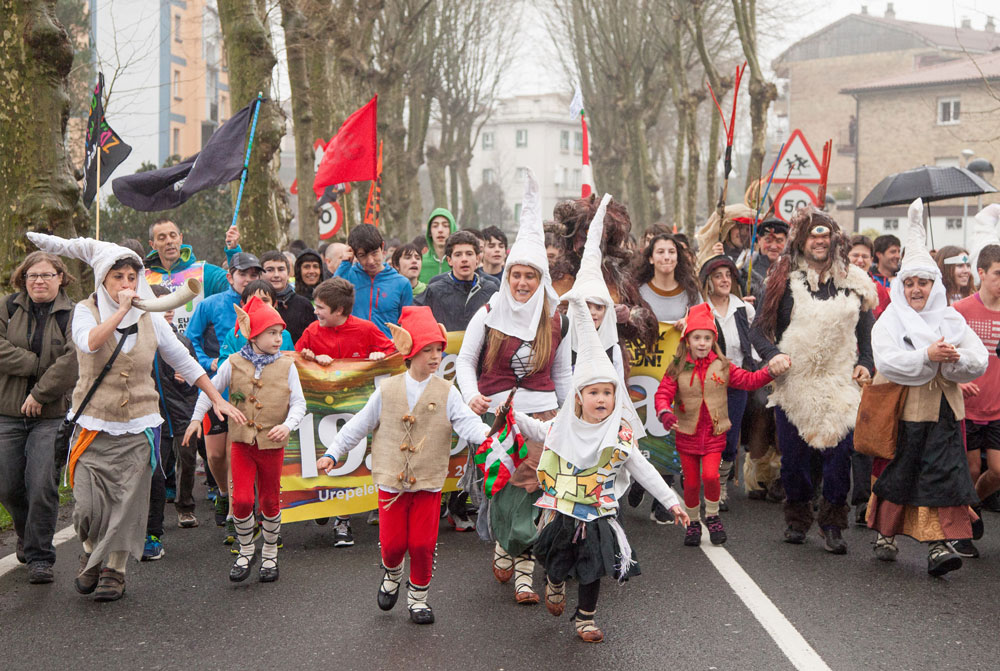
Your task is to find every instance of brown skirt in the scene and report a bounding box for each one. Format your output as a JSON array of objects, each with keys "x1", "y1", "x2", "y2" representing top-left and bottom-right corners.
[{"x1": 867, "y1": 496, "x2": 975, "y2": 542}]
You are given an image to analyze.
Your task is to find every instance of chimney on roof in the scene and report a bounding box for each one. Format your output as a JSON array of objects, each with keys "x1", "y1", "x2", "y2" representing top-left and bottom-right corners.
[
  {"x1": 987, "y1": 16, "x2": 996, "y2": 33},
  {"x1": 860, "y1": 5, "x2": 868, "y2": 15},
  {"x1": 884, "y1": 3, "x2": 895, "y2": 19},
  {"x1": 961, "y1": 16, "x2": 972, "y2": 29}
]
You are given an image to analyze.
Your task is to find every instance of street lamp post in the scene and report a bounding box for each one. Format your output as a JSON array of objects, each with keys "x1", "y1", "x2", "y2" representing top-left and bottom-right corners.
[{"x1": 968, "y1": 157, "x2": 996, "y2": 214}]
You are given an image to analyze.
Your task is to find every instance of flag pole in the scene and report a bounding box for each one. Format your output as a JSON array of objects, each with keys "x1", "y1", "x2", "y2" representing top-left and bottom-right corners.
[
  {"x1": 230, "y1": 92, "x2": 264, "y2": 229},
  {"x1": 95, "y1": 137, "x2": 101, "y2": 240}
]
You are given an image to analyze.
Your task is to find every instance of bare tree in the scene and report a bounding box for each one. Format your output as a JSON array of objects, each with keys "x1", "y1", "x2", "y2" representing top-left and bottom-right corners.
[
  {"x1": 0, "y1": 0, "x2": 85, "y2": 284},
  {"x1": 218, "y1": 0, "x2": 292, "y2": 252},
  {"x1": 732, "y1": 0, "x2": 776, "y2": 191}
]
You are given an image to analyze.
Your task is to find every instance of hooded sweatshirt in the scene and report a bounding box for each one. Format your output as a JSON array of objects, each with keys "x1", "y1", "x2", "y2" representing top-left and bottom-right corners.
[
  {"x1": 335, "y1": 260, "x2": 414, "y2": 338},
  {"x1": 294, "y1": 249, "x2": 330, "y2": 300},
  {"x1": 145, "y1": 244, "x2": 241, "y2": 333},
  {"x1": 419, "y1": 207, "x2": 458, "y2": 283}
]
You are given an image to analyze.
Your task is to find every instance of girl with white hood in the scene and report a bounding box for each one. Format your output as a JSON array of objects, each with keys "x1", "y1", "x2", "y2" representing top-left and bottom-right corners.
[
  {"x1": 516, "y1": 292, "x2": 688, "y2": 643},
  {"x1": 455, "y1": 171, "x2": 572, "y2": 605},
  {"x1": 866, "y1": 199, "x2": 988, "y2": 576},
  {"x1": 26, "y1": 233, "x2": 245, "y2": 601}
]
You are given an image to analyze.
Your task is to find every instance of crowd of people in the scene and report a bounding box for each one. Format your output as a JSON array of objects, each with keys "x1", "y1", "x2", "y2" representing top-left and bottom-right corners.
[{"x1": 4, "y1": 171, "x2": 1000, "y2": 644}]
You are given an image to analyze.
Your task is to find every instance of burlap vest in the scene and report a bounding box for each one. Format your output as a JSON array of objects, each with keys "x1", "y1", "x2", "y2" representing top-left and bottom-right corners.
[
  {"x1": 227, "y1": 353, "x2": 294, "y2": 450},
  {"x1": 674, "y1": 357, "x2": 731, "y2": 436},
  {"x1": 371, "y1": 374, "x2": 454, "y2": 491},
  {"x1": 73, "y1": 298, "x2": 159, "y2": 424}
]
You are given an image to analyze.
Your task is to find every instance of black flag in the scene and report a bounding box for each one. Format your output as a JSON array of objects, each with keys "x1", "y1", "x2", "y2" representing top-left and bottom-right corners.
[
  {"x1": 111, "y1": 100, "x2": 258, "y2": 212},
  {"x1": 82, "y1": 73, "x2": 132, "y2": 208}
]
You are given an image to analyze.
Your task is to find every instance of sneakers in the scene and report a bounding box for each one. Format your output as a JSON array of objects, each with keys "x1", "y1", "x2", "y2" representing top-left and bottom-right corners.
[
  {"x1": 315, "y1": 517, "x2": 330, "y2": 526},
  {"x1": 783, "y1": 526, "x2": 806, "y2": 544},
  {"x1": 626, "y1": 483, "x2": 645, "y2": 508},
  {"x1": 446, "y1": 491, "x2": 475, "y2": 531},
  {"x1": 927, "y1": 541, "x2": 962, "y2": 576},
  {"x1": 949, "y1": 539, "x2": 980, "y2": 559},
  {"x1": 206, "y1": 485, "x2": 219, "y2": 502},
  {"x1": 684, "y1": 521, "x2": 702, "y2": 546},
  {"x1": 874, "y1": 533, "x2": 898, "y2": 561},
  {"x1": 855, "y1": 503, "x2": 868, "y2": 527},
  {"x1": 820, "y1": 526, "x2": 847, "y2": 554},
  {"x1": 223, "y1": 518, "x2": 236, "y2": 546},
  {"x1": 27, "y1": 561, "x2": 54, "y2": 584},
  {"x1": 332, "y1": 517, "x2": 354, "y2": 547},
  {"x1": 971, "y1": 506, "x2": 984, "y2": 540},
  {"x1": 214, "y1": 494, "x2": 229, "y2": 526},
  {"x1": 178, "y1": 511, "x2": 199, "y2": 528},
  {"x1": 165, "y1": 486, "x2": 176, "y2": 503},
  {"x1": 93, "y1": 568, "x2": 126, "y2": 602},
  {"x1": 142, "y1": 534, "x2": 165, "y2": 561},
  {"x1": 650, "y1": 500, "x2": 673, "y2": 525},
  {"x1": 15, "y1": 536, "x2": 26, "y2": 564},
  {"x1": 367, "y1": 510, "x2": 380, "y2": 526},
  {"x1": 705, "y1": 515, "x2": 727, "y2": 545}
]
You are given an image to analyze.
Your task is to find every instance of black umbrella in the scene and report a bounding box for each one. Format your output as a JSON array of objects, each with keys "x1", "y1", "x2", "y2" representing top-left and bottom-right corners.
[{"x1": 859, "y1": 165, "x2": 997, "y2": 209}]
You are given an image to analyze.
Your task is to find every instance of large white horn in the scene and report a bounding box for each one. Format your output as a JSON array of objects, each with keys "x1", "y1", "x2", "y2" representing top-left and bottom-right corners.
[{"x1": 132, "y1": 278, "x2": 203, "y2": 312}]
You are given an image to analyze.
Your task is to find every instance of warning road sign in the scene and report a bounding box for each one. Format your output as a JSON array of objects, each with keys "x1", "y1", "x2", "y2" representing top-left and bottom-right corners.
[{"x1": 775, "y1": 129, "x2": 822, "y2": 183}]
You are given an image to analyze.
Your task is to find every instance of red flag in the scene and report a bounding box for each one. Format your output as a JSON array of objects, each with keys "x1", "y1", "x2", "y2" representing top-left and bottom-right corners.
[{"x1": 313, "y1": 95, "x2": 377, "y2": 198}]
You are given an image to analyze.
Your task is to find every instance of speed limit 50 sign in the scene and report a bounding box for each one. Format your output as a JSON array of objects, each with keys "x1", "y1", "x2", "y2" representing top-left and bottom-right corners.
[{"x1": 774, "y1": 185, "x2": 818, "y2": 223}]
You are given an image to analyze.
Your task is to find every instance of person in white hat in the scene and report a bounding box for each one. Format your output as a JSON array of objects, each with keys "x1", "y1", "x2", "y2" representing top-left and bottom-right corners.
[{"x1": 868, "y1": 199, "x2": 988, "y2": 575}]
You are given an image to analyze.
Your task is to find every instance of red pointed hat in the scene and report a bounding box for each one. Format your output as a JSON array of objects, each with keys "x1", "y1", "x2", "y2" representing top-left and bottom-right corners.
[
  {"x1": 235, "y1": 295, "x2": 286, "y2": 340},
  {"x1": 683, "y1": 302, "x2": 717, "y2": 339},
  {"x1": 387, "y1": 306, "x2": 447, "y2": 359}
]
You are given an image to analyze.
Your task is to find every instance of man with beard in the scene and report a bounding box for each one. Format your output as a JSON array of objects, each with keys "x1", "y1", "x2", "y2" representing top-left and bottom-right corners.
[{"x1": 751, "y1": 207, "x2": 877, "y2": 554}]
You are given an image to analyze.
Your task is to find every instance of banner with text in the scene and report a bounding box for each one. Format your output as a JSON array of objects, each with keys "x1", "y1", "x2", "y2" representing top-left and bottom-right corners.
[{"x1": 281, "y1": 326, "x2": 681, "y2": 522}]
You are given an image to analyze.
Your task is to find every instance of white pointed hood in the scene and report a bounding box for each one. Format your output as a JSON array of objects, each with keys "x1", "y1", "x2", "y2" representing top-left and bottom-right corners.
[
  {"x1": 969, "y1": 202, "x2": 1000, "y2": 275},
  {"x1": 484, "y1": 169, "x2": 559, "y2": 341},
  {"x1": 544, "y1": 292, "x2": 643, "y2": 469},
  {"x1": 568, "y1": 193, "x2": 618, "y2": 353},
  {"x1": 878, "y1": 198, "x2": 967, "y2": 383},
  {"x1": 26, "y1": 232, "x2": 153, "y2": 327}
]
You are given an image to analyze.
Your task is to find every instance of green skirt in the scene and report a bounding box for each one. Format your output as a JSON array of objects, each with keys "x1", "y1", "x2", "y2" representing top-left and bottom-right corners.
[{"x1": 490, "y1": 485, "x2": 541, "y2": 557}]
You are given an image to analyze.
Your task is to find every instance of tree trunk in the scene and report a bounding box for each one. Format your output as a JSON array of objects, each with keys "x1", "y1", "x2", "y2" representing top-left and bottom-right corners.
[
  {"x1": 217, "y1": 0, "x2": 289, "y2": 252},
  {"x1": 684, "y1": 104, "x2": 701, "y2": 237},
  {"x1": 705, "y1": 109, "x2": 720, "y2": 216},
  {"x1": 745, "y1": 76, "x2": 777, "y2": 192},
  {"x1": 280, "y1": 0, "x2": 317, "y2": 247},
  {"x1": 672, "y1": 111, "x2": 686, "y2": 230},
  {"x1": 0, "y1": 0, "x2": 84, "y2": 285}
]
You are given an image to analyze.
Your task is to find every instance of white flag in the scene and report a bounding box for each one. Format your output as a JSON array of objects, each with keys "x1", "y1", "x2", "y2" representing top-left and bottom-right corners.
[{"x1": 569, "y1": 86, "x2": 584, "y2": 119}]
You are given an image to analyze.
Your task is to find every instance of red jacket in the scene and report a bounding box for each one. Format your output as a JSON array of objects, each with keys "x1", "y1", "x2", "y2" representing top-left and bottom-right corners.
[{"x1": 654, "y1": 352, "x2": 772, "y2": 456}]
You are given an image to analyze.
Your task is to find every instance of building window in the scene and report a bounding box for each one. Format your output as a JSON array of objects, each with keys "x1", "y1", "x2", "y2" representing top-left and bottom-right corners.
[
  {"x1": 945, "y1": 217, "x2": 963, "y2": 230},
  {"x1": 482, "y1": 132, "x2": 494, "y2": 150},
  {"x1": 560, "y1": 130, "x2": 570, "y2": 152},
  {"x1": 938, "y1": 98, "x2": 960, "y2": 125},
  {"x1": 574, "y1": 131, "x2": 583, "y2": 153},
  {"x1": 514, "y1": 203, "x2": 522, "y2": 221},
  {"x1": 884, "y1": 218, "x2": 899, "y2": 231},
  {"x1": 515, "y1": 129, "x2": 528, "y2": 148},
  {"x1": 172, "y1": 128, "x2": 180, "y2": 155},
  {"x1": 173, "y1": 70, "x2": 181, "y2": 99},
  {"x1": 482, "y1": 168, "x2": 496, "y2": 185},
  {"x1": 174, "y1": 15, "x2": 182, "y2": 41},
  {"x1": 573, "y1": 168, "x2": 582, "y2": 189}
]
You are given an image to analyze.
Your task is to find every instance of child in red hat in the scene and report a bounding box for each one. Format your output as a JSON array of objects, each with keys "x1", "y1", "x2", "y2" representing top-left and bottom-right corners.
[
  {"x1": 654, "y1": 302, "x2": 780, "y2": 546},
  {"x1": 315, "y1": 306, "x2": 495, "y2": 625},
  {"x1": 184, "y1": 296, "x2": 306, "y2": 583}
]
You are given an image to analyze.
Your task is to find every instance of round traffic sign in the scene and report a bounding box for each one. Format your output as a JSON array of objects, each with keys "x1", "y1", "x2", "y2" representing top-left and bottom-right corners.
[
  {"x1": 774, "y1": 184, "x2": 818, "y2": 223},
  {"x1": 318, "y1": 201, "x2": 344, "y2": 239}
]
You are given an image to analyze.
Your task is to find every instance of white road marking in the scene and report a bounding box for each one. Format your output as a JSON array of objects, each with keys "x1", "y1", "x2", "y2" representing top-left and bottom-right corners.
[
  {"x1": 700, "y1": 542, "x2": 833, "y2": 671},
  {"x1": 0, "y1": 525, "x2": 77, "y2": 578}
]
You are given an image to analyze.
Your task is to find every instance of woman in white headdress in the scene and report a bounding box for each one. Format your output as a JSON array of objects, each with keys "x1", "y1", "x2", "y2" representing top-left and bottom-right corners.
[
  {"x1": 455, "y1": 171, "x2": 572, "y2": 605},
  {"x1": 866, "y1": 199, "x2": 988, "y2": 577},
  {"x1": 26, "y1": 233, "x2": 245, "y2": 601},
  {"x1": 516, "y1": 293, "x2": 687, "y2": 643}
]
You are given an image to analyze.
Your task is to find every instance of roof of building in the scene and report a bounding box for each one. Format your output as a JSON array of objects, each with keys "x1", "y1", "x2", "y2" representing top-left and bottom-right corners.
[
  {"x1": 841, "y1": 51, "x2": 1000, "y2": 94},
  {"x1": 773, "y1": 12, "x2": 1000, "y2": 70}
]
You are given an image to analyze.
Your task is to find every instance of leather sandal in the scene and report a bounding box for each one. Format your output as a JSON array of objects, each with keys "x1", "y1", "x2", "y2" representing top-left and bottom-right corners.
[
  {"x1": 492, "y1": 544, "x2": 513, "y2": 583},
  {"x1": 544, "y1": 579, "x2": 565, "y2": 616}
]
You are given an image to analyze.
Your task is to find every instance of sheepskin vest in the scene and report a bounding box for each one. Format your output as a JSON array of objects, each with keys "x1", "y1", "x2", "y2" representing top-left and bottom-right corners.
[
  {"x1": 370, "y1": 374, "x2": 454, "y2": 491},
  {"x1": 767, "y1": 266, "x2": 875, "y2": 449},
  {"x1": 73, "y1": 298, "x2": 159, "y2": 423},
  {"x1": 674, "y1": 357, "x2": 731, "y2": 436},
  {"x1": 227, "y1": 354, "x2": 294, "y2": 450}
]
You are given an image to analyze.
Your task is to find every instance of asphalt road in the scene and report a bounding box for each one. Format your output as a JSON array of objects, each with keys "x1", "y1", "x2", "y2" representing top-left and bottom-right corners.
[{"x1": 3, "y1": 481, "x2": 1000, "y2": 671}]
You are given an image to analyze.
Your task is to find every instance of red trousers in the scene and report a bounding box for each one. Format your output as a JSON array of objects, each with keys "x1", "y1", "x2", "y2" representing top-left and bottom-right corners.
[
  {"x1": 679, "y1": 451, "x2": 722, "y2": 509},
  {"x1": 231, "y1": 441, "x2": 284, "y2": 519},
  {"x1": 378, "y1": 489, "x2": 440, "y2": 586}
]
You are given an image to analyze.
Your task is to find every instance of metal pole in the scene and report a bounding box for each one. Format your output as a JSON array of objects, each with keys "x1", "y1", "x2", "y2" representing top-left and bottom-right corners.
[{"x1": 230, "y1": 92, "x2": 264, "y2": 229}]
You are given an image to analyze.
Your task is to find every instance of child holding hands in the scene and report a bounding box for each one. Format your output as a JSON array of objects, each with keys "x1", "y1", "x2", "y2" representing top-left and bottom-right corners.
[
  {"x1": 185, "y1": 297, "x2": 306, "y2": 583},
  {"x1": 654, "y1": 303, "x2": 779, "y2": 546}
]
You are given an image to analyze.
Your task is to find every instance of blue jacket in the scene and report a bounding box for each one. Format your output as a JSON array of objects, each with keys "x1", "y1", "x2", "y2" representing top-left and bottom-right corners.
[
  {"x1": 144, "y1": 244, "x2": 241, "y2": 298},
  {"x1": 186, "y1": 287, "x2": 241, "y2": 373},
  {"x1": 335, "y1": 261, "x2": 413, "y2": 337}
]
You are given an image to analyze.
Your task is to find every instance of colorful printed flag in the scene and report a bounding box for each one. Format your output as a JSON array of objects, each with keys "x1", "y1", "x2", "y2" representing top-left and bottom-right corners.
[
  {"x1": 314, "y1": 95, "x2": 378, "y2": 198},
  {"x1": 82, "y1": 72, "x2": 132, "y2": 208},
  {"x1": 363, "y1": 140, "x2": 383, "y2": 226},
  {"x1": 474, "y1": 408, "x2": 528, "y2": 499}
]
